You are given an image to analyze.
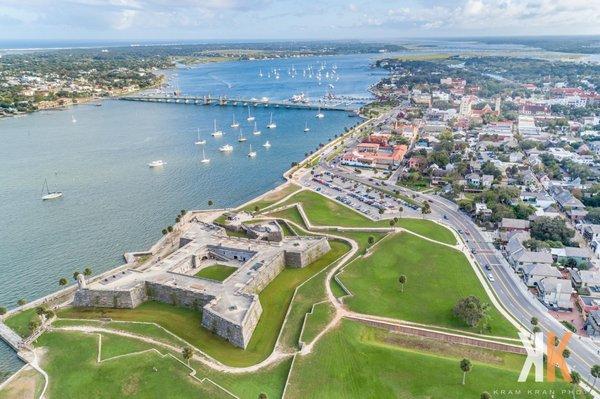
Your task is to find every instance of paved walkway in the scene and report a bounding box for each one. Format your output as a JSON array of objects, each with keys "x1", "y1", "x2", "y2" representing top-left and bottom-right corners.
[{"x1": 0, "y1": 321, "x2": 24, "y2": 350}]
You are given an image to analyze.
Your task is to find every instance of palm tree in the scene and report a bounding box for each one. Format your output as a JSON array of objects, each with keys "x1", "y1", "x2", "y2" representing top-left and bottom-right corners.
[
  {"x1": 460, "y1": 358, "x2": 472, "y2": 385},
  {"x1": 590, "y1": 364, "x2": 600, "y2": 393},
  {"x1": 368, "y1": 236, "x2": 375, "y2": 245},
  {"x1": 167, "y1": 226, "x2": 173, "y2": 233},
  {"x1": 17, "y1": 299, "x2": 27, "y2": 307},
  {"x1": 398, "y1": 275, "x2": 407, "y2": 292},
  {"x1": 182, "y1": 346, "x2": 193, "y2": 366},
  {"x1": 570, "y1": 371, "x2": 581, "y2": 399},
  {"x1": 83, "y1": 267, "x2": 92, "y2": 277},
  {"x1": 208, "y1": 200, "x2": 213, "y2": 207},
  {"x1": 258, "y1": 394, "x2": 267, "y2": 399},
  {"x1": 562, "y1": 349, "x2": 571, "y2": 360},
  {"x1": 480, "y1": 392, "x2": 491, "y2": 399},
  {"x1": 58, "y1": 277, "x2": 68, "y2": 286},
  {"x1": 530, "y1": 316, "x2": 538, "y2": 326},
  {"x1": 162, "y1": 228, "x2": 168, "y2": 235}
]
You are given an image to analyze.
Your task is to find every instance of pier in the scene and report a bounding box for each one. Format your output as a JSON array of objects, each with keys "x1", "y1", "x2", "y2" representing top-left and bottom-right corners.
[
  {"x1": 0, "y1": 321, "x2": 24, "y2": 351},
  {"x1": 119, "y1": 94, "x2": 360, "y2": 113}
]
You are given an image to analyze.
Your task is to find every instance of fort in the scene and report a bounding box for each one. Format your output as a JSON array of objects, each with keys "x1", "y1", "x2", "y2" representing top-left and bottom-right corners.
[{"x1": 73, "y1": 219, "x2": 330, "y2": 348}]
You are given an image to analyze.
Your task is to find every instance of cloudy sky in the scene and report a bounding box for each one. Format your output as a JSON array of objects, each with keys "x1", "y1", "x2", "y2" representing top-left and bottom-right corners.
[{"x1": 1, "y1": 0, "x2": 599, "y2": 41}]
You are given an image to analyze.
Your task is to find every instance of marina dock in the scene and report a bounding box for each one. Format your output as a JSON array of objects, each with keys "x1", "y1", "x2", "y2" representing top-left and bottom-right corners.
[{"x1": 119, "y1": 95, "x2": 360, "y2": 113}]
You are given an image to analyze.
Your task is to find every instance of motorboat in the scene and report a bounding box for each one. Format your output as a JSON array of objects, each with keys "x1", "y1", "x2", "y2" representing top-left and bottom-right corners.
[
  {"x1": 148, "y1": 160, "x2": 166, "y2": 168},
  {"x1": 219, "y1": 144, "x2": 233, "y2": 152}
]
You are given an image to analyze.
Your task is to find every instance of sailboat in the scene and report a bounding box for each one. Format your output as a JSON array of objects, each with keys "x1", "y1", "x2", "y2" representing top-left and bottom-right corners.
[
  {"x1": 246, "y1": 106, "x2": 255, "y2": 122},
  {"x1": 258, "y1": 69, "x2": 263, "y2": 78},
  {"x1": 148, "y1": 160, "x2": 166, "y2": 168},
  {"x1": 219, "y1": 144, "x2": 233, "y2": 152},
  {"x1": 315, "y1": 107, "x2": 325, "y2": 118},
  {"x1": 248, "y1": 144, "x2": 257, "y2": 158},
  {"x1": 200, "y1": 147, "x2": 210, "y2": 163},
  {"x1": 267, "y1": 113, "x2": 277, "y2": 129},
  {"x1": 238, "y1": 130, "x2": 247, "y2": 142},
  {"x1": 41, "y1": 178, "x2": 63, "y2": 200},
  {"x1": 211, "y1": 120, "x2": 223, "y2": 137},
  {"x1": 263, "y1": 141, "x2": 271, "y2": 148},
  {"x1": 195, "y1": 128, "x2": 206, "y2": 145},
  {"x1": 71, "y1": 115, "x2": 77, "y2": 124},
  {"x1": 253, "y1": 122, "x2": 261, "y2": 135},
  {"x1": 304, "y1": 122, "x2": 310, "y2": 132},
  {"x1": 230, "y1": 114, "x2": 240, "y2": 128}
]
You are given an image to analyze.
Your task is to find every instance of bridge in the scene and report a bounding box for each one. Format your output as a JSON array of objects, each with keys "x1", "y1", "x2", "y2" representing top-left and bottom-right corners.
[
  {"x1": 0, "y1": 321, "x2": 24, "y2": 351},
  {"x1": 119, "y1": 95, "x2": 360, "y2": 113}
]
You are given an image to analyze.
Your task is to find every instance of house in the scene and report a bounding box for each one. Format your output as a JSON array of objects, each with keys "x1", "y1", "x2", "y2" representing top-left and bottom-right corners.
[
  {"x1": 481, "y1": 174, "x2": 494, "y2": 189},
  {"x1": 554, "y1": 189, "x2": 585, "y2": 211},
  {"x1": 465, "y1": 173, "x2": 481, "y2": 188},
  {"x1": 551, "y1": 247, "x2": 591, "y2": 266},
  {"x1": 577, "y1": 296, "x2": 600, "y2": 317},
  {"x1": 520, "y1": 192, "x2": 555, "y2": 209},
  {"x1": 500, "y1": 218, "x2": 530, "y2": 232},
  {"x1": 536, "y1": 277, "x2": 573, "y2": 311},
  {"x1": 474, "y1": 203, "x2": 492, "y2": 219},
  {"x1": 407, "y1": 156, "x2": 427, "y2": 171},
  {"x1": 505, "y1": 232, "x2": 554, "y2": 268},
  {"x1": 518, "y1": 263, "x2": 563, "y2": 287},
  {"x1": 585, "y1": 310, "x2": 600, "y2": 337},
  {"x1": 582, "y1": 224, "x2": 600, "y2": 241},
  {"x1": 571, "y1": 270, "x2": 600, "y2": 297}
]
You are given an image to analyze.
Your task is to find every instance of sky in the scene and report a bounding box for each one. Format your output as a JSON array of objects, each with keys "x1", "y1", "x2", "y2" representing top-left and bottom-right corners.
[{"x1": 1, "y1": 0, "x2": 599, "y2": 42}]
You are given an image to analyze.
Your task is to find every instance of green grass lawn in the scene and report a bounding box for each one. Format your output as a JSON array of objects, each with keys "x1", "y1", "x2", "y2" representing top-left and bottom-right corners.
[
  {"x1": 59, "y1": 240, "x2": 350, "y2": 367},
  {"x1": 339, "y1": 233, "x2": 517, "y2": 338},
  {"x1": 194, "y1": 264, "x2": 238, "y2": 282},
  {"x1": 3, "y1": 308, "x2": 38, "y2": 338},
  {"x1": 239, "y1": 183, "x2": 300, "y2": 213},
  {"x1": 277, "y1": 220, "x2": 297, "y2": 236},
  {"x1": 0, "y1": 367, "x2": 44, "y2": 399},
  {"x1": 267, "y1": 189, "x2": 456, "y2": 245},
  {"x1": 36, "y1": 331, "x2": 228, "y2": 399},
  {"x1": 266, "y1": 206, "x2": 307, "y2": 230},
  {"x1": 300, "y1": 302, "x2": 335, "y2": 345},
  {"x1": 286, "y1": 320, "x2": 582, "y2": 399}
]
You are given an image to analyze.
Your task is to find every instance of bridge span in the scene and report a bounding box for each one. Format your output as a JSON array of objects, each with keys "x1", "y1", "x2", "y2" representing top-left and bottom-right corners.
[{"x1": 119, "y1": 95, "x2": 361, "y2": 113}]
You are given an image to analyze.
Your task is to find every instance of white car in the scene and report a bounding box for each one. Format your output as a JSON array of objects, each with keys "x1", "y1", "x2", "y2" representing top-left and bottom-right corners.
[{"x1": 487, "y1": 273, "x2": 495, "y2": 282}]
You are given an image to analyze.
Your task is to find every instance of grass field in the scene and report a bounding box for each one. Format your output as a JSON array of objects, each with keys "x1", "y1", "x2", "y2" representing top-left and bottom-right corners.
[
  {"x1": 0, "y1": 367, "x2": 44, "y2": 399},
  {"x1": 194, "y1": 265, "x2": 237, "y2": 282},
  {"x1": 300, "y1": 302, "x2": 335, "y2": 345},
  {"x1": 286, "y1": 320, "x2": 582, "y2": 399},
  {"x1": 3, "y1": 308, "x2": 38, "y2": 338},
  {"x1": 239, "y1": 183, "x2": 300, "y2": 213},
  {"x1": 339, "y1": 233, "x2": 517, "y2": 338},
  {"x1": 59, "y1": 240, "x2": 350, "y2": 367},
  {"x1": 36, "y1": 331, "x2": 228, "y2": 399},
  {"x1": 267, "y1": 189, "x2": 456, "y2": 245}
]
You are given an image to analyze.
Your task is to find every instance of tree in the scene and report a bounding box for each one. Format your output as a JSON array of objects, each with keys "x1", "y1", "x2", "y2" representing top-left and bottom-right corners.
[
  {"x1": 453, "y1": 296, "x2": 489, "y2": 327},
  {"x1": 254, "y1": 205, "x2": 260, "y2": 213},
  {"x1": 167, "y1": 226, "x2": 173, "y2": 233},
  {"x1": 182, "y1": 346, "x2": 193, "y2": 365},
  {"x1": 460, "y1": 358, "x2": 472, "y2": 385},
  {"x1": 368, "y1": 236, "x2": 375, "y2": 245},
  {"x1": 162, "y1": 228, "x2": 168, "y2": 235},
  {"x1": 562, "y1": 349, "x2": 571, "y2": 359},
  {"x1": 530, "y1": 316, "x2": 538, "y2": 326},
  {"x1": 83, "y1": 267, "x2": 92, "y2": 277},
  {"x1": 570, "y1": 371, "x2": 581, "y2": 399},
  {"x1": 590, "y1": 364, "x2": 600, "y2": 392},
  {"x1": 17, "y1": 299, "x2": 27, "y2": 307},
  {"x1": 398, "y1": 275, "x2": 407, "y2": 292},
  {"x1": 0, "y1": 307, "x2": 6, "y2": 316},
  {"x1": 258, "y1": 393, "x2": 268, "y2": 399},
  {"x1": 208, "y1": 200, "x2": 213, "y2": 207},
  {"x1": 480, "y1": 392, "x2": 492, "y2": 399},
  {"x1": 58, "y1": 277, "x2": 68, "y2": 286},
  {"x1": 73, "y1": 271, "x2": 81, "y2": 281},
  {"x1": 28, "y1": 318, "x2": 40, "y2": 334},
  {"x1": 530, "y1": 217, "x2": 575, "y2": 246},
  {"x1": 421, "y1": 202, "x2": 431, "y2": 215}
]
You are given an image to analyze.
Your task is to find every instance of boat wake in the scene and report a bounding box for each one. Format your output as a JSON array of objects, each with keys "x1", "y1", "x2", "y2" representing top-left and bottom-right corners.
[{"x1": 209, "y1": 75, "x2": 233, "y2": 89}]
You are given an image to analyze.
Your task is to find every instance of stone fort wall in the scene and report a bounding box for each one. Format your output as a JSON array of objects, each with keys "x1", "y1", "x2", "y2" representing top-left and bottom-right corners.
[
  {"x1": 201, "y1": 295, "x2": 262, "y2": 349},
  {"x1": 285, "y1": 238, "x2": 331, "y2": 268},
  {"x1": 73, "y1": 281, "x2": 147, "y2": 309}
]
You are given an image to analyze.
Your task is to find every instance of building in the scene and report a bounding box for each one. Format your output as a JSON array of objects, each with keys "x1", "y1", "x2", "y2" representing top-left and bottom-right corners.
[
  {"x1": 341, "y1": 142, "x2": 408, "y2": 169},
  {"x1": 571, "y1": 270, "x2": 600, "y2": 297},
  {"x1": 518, "y1": 263, "x2": 563, "y2": 287},
  {"x1": 518, "y1": 115, "x2": 542, "y2": 136},
  {"x1": 500, "y1": 218, "x2": 530, "y2": 232},
  {"x1": 585, "y1": 310, "x2": 600, "y2": 337},
  {"x1": 536, "y1": 277, "x2": 573, "y2": 311},
  {"x1": 551, "y1": 247, "x2": 591, "y2": 266},
  {"x1": 73, "y1": 220, "x2": 331, "y2": 349}
]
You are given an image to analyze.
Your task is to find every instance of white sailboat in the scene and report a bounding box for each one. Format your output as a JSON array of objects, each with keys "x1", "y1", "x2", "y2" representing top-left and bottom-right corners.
[
  {"x1": 41, "y1": 178, "x2": 63, "y2": 201},
  {"x1": 246, "y1": 106, "x2": 255, "y2": 122},
  {"x1": 253, "y1": 122, "x2": 261, "y2": 135},
  {"x1": 267, "y1": 113, "x2": 276, "y2": 129},
  {"x1": 263, "y1": 140, "x2": 271, "y2": 148},
  {"x1": 230, "y1": 114, "x2": 240, "y2": 128},
  {"x1": 219, "y1": 144, "x2": 233, "y2": 152},
  {"x1": 148, "y1": 160, "x2": 166, "y2": 168},
  {"x1": 248, "y1": 144, "x2": 257, "y2": 158},
  {"x1": 258, "y1": 69, "x2": 263, "y2": 78},
  {"x1": 200, "y1": 147, "x2": 210, "y2": 163},
  {"x1": 304, "y1": 121, "x2": 310, "y2": 132},
  {"x1": 238, "y1": 130, "x2": 247, "y2": 142},
  {"x1": 211, "y1": 120, "x2": 223, "y2": 137},
  {"x1": 315, "y1": 107, "x2": 325, "y2": 118},
  {"x1": 195, "y1": 128, "x2": 206, "y2": 145},
  {"x1": 71, "y1": 115, "x2": 77, "y2": 124}
]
